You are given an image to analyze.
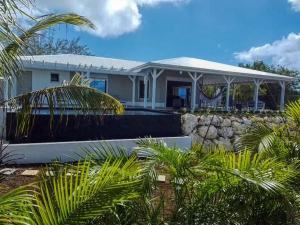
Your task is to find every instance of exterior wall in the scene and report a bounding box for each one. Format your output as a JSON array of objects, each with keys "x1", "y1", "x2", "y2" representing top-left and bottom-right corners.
[
  {"x1": 107, "y1": 75, "x2": 132, "y2": 101},
  {"x1": 4, "y1": 136, "x2": 192, "y2": 164},
  {"x1": 31, "y1": 69, "x2": 71, "y2": 91},
  {"x1": 15, "y1": 68, "x2": 199, "y2": 108}
]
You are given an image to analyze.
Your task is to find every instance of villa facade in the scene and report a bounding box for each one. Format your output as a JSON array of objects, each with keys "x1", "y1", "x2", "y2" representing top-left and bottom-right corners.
[{"x1": 4, "y1": 54, "x2": 295, "y2": 111}]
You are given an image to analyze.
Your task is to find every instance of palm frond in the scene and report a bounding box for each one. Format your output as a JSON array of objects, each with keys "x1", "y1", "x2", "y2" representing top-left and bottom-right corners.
[
  {"x1": 29, "y1": 158, "x2": 143, "y2": 225},
  {"x1": 285, "y1": 98, "x2": 300, "y2": 127},
  {"x1": 81, "y1": 142, "x2": 132, "y2": 164},
  {"x1": 136, "y1": 139, "x2": 191, "y2": 179},
  {"x1": 235, "y1": 122, "x2": 276, "y2": 152},
  {"x1": 199, "y1": 149, "x2": 298, "y2": 193},
  {"x1": 4, "y1": 73, "x2": 124, "y2": 137},
  {"x1": 0, "y1": 185, "x2": 35, "y2": 224},
  {"x1": 1, "y1": 13, "x2": 94, "y2": 80}
]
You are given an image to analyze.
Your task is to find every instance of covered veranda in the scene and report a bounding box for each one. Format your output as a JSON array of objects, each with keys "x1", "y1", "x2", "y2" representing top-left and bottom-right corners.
[{"x1": 130, "y1": 57, "x2": 295, "y2": 112}]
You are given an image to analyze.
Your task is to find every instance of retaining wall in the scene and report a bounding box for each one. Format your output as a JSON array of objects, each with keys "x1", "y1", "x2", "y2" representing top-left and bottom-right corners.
[{"x1": 181, "y1": 113, "x2": 285, "y2": 149}]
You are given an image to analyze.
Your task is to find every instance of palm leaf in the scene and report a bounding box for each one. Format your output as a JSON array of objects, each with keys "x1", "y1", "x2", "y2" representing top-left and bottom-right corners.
[
  {"x1": 29, "y1": 158, "x2": 143, "y2": 225},
  {"x1": 1, "y1": 13, "x2": 94, "y2": 80},
  {"x1": 4, "y1": 74, "x2": 124, "y2": 137},
  {"x1": 0, "y1": 185, "x2": 35, "y2": 224},
  {"x1": 285, "y1": 98, "x2": 300, "y2": 127},
  {"x1": 235, "y1": 122, "x2": 276, "y2": 152}
]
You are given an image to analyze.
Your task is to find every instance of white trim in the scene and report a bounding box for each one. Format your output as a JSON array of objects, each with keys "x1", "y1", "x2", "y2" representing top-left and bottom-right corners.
[
  {"x1": 188, "y1": 72, "x2": 203, "y2": 112},
  {"x1": 132, "y1": 62, "x2": 294, "y2": 82},
  {"x1": 253, "y1": 79, "x2": 264, "y2": 112},
  {"x1": 128, "y1": 75, "x2": 136, "y2": 106},
  {"x1": 151, "y1": 69, "x2": 164, "y2": 109},
  {"x1": 125, "y1": 101, "x2": 165, "y2": 108},
  {"x1": 224, "y1": 75, "x2": 236, "y2": 112},
  {"x1": 279, "y1": 80, "x2": 286, "y2": 111}
]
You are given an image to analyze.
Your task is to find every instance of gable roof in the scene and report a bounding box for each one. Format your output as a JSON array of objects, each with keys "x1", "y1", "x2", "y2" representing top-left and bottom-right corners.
[{"x1": 132, "y1": 57, "x2": 295, "y2": 81}]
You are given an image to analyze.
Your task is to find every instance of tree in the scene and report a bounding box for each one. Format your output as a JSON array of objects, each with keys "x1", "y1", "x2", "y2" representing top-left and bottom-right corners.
[
  {"x1": 0, "y1": 1, "x2": 124, "y2": 138},
  {"x1": 238, "y1": 61, "x2": 300, "y2": 109},
  {"x1": 26, "y1": 35, "x2": 92, "y2": 55}
]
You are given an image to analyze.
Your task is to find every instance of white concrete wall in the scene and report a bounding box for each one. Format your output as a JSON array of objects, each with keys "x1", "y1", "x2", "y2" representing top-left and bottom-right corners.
[
  {"x1": 4, "y1": 136, "x2": 192, "y2": 164},
  {"x1": 31, "y1": 69, "x2": 71, "y2": 91}
]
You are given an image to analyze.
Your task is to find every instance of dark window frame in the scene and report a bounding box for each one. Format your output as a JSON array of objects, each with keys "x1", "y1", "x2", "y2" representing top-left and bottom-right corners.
[{"x1": 50, "y1": 73, "x2": 59, "y2": 82}]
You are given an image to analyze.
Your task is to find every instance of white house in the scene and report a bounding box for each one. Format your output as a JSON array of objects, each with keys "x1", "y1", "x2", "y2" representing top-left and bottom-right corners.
[{"x1": 4, "y1": 54, "x2": 295, "y2": 112}]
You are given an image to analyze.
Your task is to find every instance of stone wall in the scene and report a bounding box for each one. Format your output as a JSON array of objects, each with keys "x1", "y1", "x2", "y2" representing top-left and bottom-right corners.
[{"x1": 181, "y1": 113, "x2": 285, "y2": 150}]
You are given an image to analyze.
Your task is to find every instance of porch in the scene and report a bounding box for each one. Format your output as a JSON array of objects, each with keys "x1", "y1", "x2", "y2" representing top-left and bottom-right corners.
[{"x1": 126, "y1": 57, "x2": 295, "y2": 112}]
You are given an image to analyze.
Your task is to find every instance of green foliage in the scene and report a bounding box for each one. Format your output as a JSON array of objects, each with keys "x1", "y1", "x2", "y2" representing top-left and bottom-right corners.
[
  {"x1": 26, "y1": 36, "x2": 92, "y2": 56},
  {"x1": 236, "y1": 99, "x2": 300, "y2": 163},
  {"x1": 238, "y1": 61, "x2": 300, "y2": 108},
  {"x1": 3, "y1": 74, "x2": 124, "y2": 138}
]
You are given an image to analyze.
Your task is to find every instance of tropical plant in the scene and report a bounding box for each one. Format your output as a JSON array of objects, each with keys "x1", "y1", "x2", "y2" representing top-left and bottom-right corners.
[
  {"x1": 236, "y1": 99, "x2": 300, "y2": 163},
  {"x1": 0, "y1": 1, "x2": 124, "y2": 140},
  {"x1": 238, "y1": 61, "x2": 300, "y2": 108},
  {"x1": 4, "y1": 73, "x2": 123, "y2": 138},
  {"x1": 131, "y1": 140, "x2": 300, "y2": 225},
  {"x1": 0, "y1": 155, "x2": 144, "y2": 225}
]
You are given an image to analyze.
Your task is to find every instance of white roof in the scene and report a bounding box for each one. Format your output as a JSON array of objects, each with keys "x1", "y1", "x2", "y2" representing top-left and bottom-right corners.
[
  {"x1": 21, "y1": 54, "x2": 144, "y2": 70},
  {"x1": 133, "y1": 57, "x2": 294, "y2": 81},
  {"x1": 21, "y1": 54, "x2": 295, "y2": 82}
]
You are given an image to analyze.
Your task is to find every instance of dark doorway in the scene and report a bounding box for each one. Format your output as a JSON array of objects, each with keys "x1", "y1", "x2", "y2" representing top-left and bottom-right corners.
[{"x1": 166, "y1": 80, "x2": 192, "y2": 108}]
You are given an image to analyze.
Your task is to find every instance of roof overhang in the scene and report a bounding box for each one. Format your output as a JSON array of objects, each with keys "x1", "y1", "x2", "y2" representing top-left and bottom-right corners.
[
  {"x1": 131, "y1": 62, "x2": 296, "y2": 82},
  {"x1": 22, "y1": 59, "x2": 145, "y2": 77}
]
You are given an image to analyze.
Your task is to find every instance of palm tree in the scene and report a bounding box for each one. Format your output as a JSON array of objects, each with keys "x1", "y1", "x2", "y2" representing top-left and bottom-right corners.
[
  {"x1": 0, "y1": 156, "x2": 144, "y2": 224},
  {"x1": 236, "y1": 99, "x2": 300, "y2": 163},
  {"x1": 0, "y1": 1, "x2": 124, "y2": 141},
  {"x1": 132, "y1": 139, "x2": 300, "y2": 225}
]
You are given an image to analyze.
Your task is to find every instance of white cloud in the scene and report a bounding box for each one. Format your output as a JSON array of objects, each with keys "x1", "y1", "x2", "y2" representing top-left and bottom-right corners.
[
  {"x1": 234, "y1": 33, "x2": 300, "y2": 69},
  {"x1": 30, "y1": 0, "x2": 189, "y2": 37},
  {"x1": 288, "y1": 0, "x2": 300, "y2": 11}
]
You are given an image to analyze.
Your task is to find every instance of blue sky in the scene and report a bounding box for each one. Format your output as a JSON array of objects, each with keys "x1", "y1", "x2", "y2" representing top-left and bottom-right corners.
[{"x1": 34, "y1": 0, "x2": 300, "y2": 68}]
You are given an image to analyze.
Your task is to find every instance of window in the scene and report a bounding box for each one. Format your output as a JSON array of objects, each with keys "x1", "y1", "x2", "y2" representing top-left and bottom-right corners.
[
  {"x1": 90, "y1": 79, "x2": 107, "y2": 93},
  {"x1": 139, "y1": 80, "x2": 150, "y2": 99},
  {"x1": 51, "y1": 73, "x2": 59, "y2": 82}
]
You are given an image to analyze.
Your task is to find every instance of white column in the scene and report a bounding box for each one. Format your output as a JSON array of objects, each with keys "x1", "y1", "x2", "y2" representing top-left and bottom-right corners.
[
  {"x1": 279, "y1": 80, "x2": 286, "y2": 112},
  {"x1": 253, "y1": 79, "x2": 263, "y2": 112},
  {"x1": 143, "y1": 75, "x2": 149, "y2": 108},
  {"x1": 3, "y1": 78, "x2": 9, "y2": 101},
  {"x1": 128, "y1": 76, "x2": 136, "y2": 107},
  {"x1": 151, "y1": 69, "x2": 164, "y2": 109},
  {"x1": 223, "y1": 76, "x2": 235, "y2": 112},
  {"x1": 188, "y1": 72, "x2": 203, "y2": 112},
  {"x1": 11, "y1": 76, "x2": 17, "y2": 98}
]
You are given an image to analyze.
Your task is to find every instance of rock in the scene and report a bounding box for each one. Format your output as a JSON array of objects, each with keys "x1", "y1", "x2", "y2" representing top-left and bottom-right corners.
[
  {"x1": 203, "y1": 140, "x2": 214, "y2": 149},
  {"x1": 182, "y1": 113, "x2": 198, "y2": 135},
  {"x1": 232, "y1": 121, "x2": 246, "y2": 135},
  {"x1": 211, "y1": 116, "x2": 222, "y2": 127},
  {"x1": 189, "y1": 132, "x2": 204, "y2": 144},
  {"x1": 218, "y1": 127, "x2": 234, "y2": 138},
  {"x1": 198, "y1": 126, "x2": 218, "y2": 139},
  {"x1": 198, "y1": 115, "x2": 221, "y2": 126},
  {"x1": 199, "y1": 115, "x2": 211, "y2": 126},
  {"x1": 221, "y1": 118, "x2": 231, "y2": 127},
  {"x1": 230, "y1": 116, "x2": 241, "y2": 122},
  {"x1": 274, "y1": 116, "x2": 284, "y2": 124},
  {"x1": 242, "y1": 117, "x2": 252, "y2": 126},
  {"x1": 214, "y1": 137, "x2": 232, "y2": 150}
]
